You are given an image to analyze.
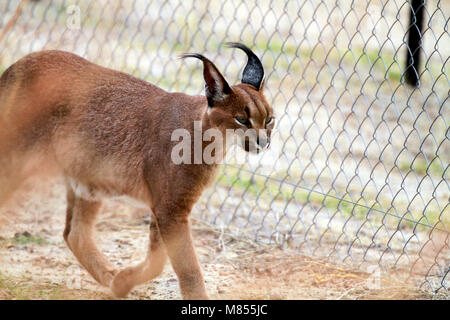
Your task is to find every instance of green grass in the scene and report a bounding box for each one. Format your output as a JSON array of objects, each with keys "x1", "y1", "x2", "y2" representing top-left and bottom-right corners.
[
  {"x1": 0, "y1": 271, "x2": 109, "y2": 300},
  {"x1": 399, "y1": 158, "x2": 447, "y2": 178},
  {"x1": 363, "y1": 48, "x2": 404, "y2": 83},
  {"x1": 0, "y1": 233, "x2": 47, "y2": 247},
  {"x1": 217, "y1": 166, "x2": 381, "y2": 219},
  {"x1": 256, "y1": 39, "x2": 308, "y2": 57},
  {"x1": 251, "y1": 40, "x2": 410, "y2": 85},
  {"x1": 335, "y1": 48, "x2": 404, "y2": 84},
  {"x1": 216, "y1": 165, "x2": 449, "y2": 230},
  {"x1": 12, "y1": 234, "x2": 46, "y2": 246},
  {"x1": 0, "y1": 273, "x2": 52, "y2": 299}
]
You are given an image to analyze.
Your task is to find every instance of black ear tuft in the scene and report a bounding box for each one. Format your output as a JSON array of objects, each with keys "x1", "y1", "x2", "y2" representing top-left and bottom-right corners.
[
  {"x1": 225, "y1": 42, "x2": 265, "y2": 90},
  {"x1": 182, "y1": 53, "x2": 232, "y2": 107}
]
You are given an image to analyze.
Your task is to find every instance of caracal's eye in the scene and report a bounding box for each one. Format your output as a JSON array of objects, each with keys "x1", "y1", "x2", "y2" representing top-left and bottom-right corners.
[
  {"x1": 235, "y1": 116, "x2": 248, "y2": 126},
  {"x1": 265, "y1": 117, "x2": 274, "y2": 126}
]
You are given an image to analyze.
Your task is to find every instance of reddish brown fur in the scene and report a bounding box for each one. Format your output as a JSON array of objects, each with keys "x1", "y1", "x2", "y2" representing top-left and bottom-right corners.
[{"x1": 0, "y1": 49, "x2": 273, "y2": 299}]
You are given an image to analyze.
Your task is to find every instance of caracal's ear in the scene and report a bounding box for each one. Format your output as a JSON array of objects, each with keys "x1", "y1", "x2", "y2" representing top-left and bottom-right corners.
[
  {"x1": 225, "y1": 42, "x2": 265, "y2": 91},
  {"x1": 182, "y1": 53, "x2": 232, "y2": 107}
]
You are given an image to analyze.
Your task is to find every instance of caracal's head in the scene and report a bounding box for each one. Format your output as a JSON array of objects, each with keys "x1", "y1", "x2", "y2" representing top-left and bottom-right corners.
[{"x1": 183, "y1": 43, "x2": 274, "y2": 153}]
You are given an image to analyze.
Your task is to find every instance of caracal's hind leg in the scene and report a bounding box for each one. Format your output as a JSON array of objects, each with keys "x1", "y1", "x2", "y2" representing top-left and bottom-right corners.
[
  {"x1": 111, "y1": 216, "x2": 167, "y2": 297},
  {"x1": 63, "y1": 185, "x2": 117, "y2": 287}
]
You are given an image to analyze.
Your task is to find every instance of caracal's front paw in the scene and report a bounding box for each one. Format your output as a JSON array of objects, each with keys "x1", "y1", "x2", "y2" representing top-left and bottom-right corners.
[{"x1": 110, "y1": 267, "x2": 135, "y2": 298}]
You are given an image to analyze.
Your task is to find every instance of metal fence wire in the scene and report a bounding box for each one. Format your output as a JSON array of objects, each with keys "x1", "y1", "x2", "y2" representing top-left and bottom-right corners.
[{"x1": 0, "y1": 0, "x2": 448, "y2": 295}]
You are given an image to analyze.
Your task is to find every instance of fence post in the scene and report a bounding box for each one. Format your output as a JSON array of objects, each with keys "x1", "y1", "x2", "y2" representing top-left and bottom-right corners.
[{"x1": 405, "y1": 0, "x2": 426, "y2": 87}]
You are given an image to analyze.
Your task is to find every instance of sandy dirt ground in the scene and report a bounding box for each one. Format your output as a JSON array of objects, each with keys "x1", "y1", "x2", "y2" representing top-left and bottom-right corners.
[{"x1": 0, "y1": 178, "x2": 438, "y2": 300}]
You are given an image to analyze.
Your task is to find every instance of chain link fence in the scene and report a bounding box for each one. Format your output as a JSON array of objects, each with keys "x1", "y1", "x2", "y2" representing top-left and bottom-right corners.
[{"x1": 1, "y1": 0, "x2": 449, "y2": 295}]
